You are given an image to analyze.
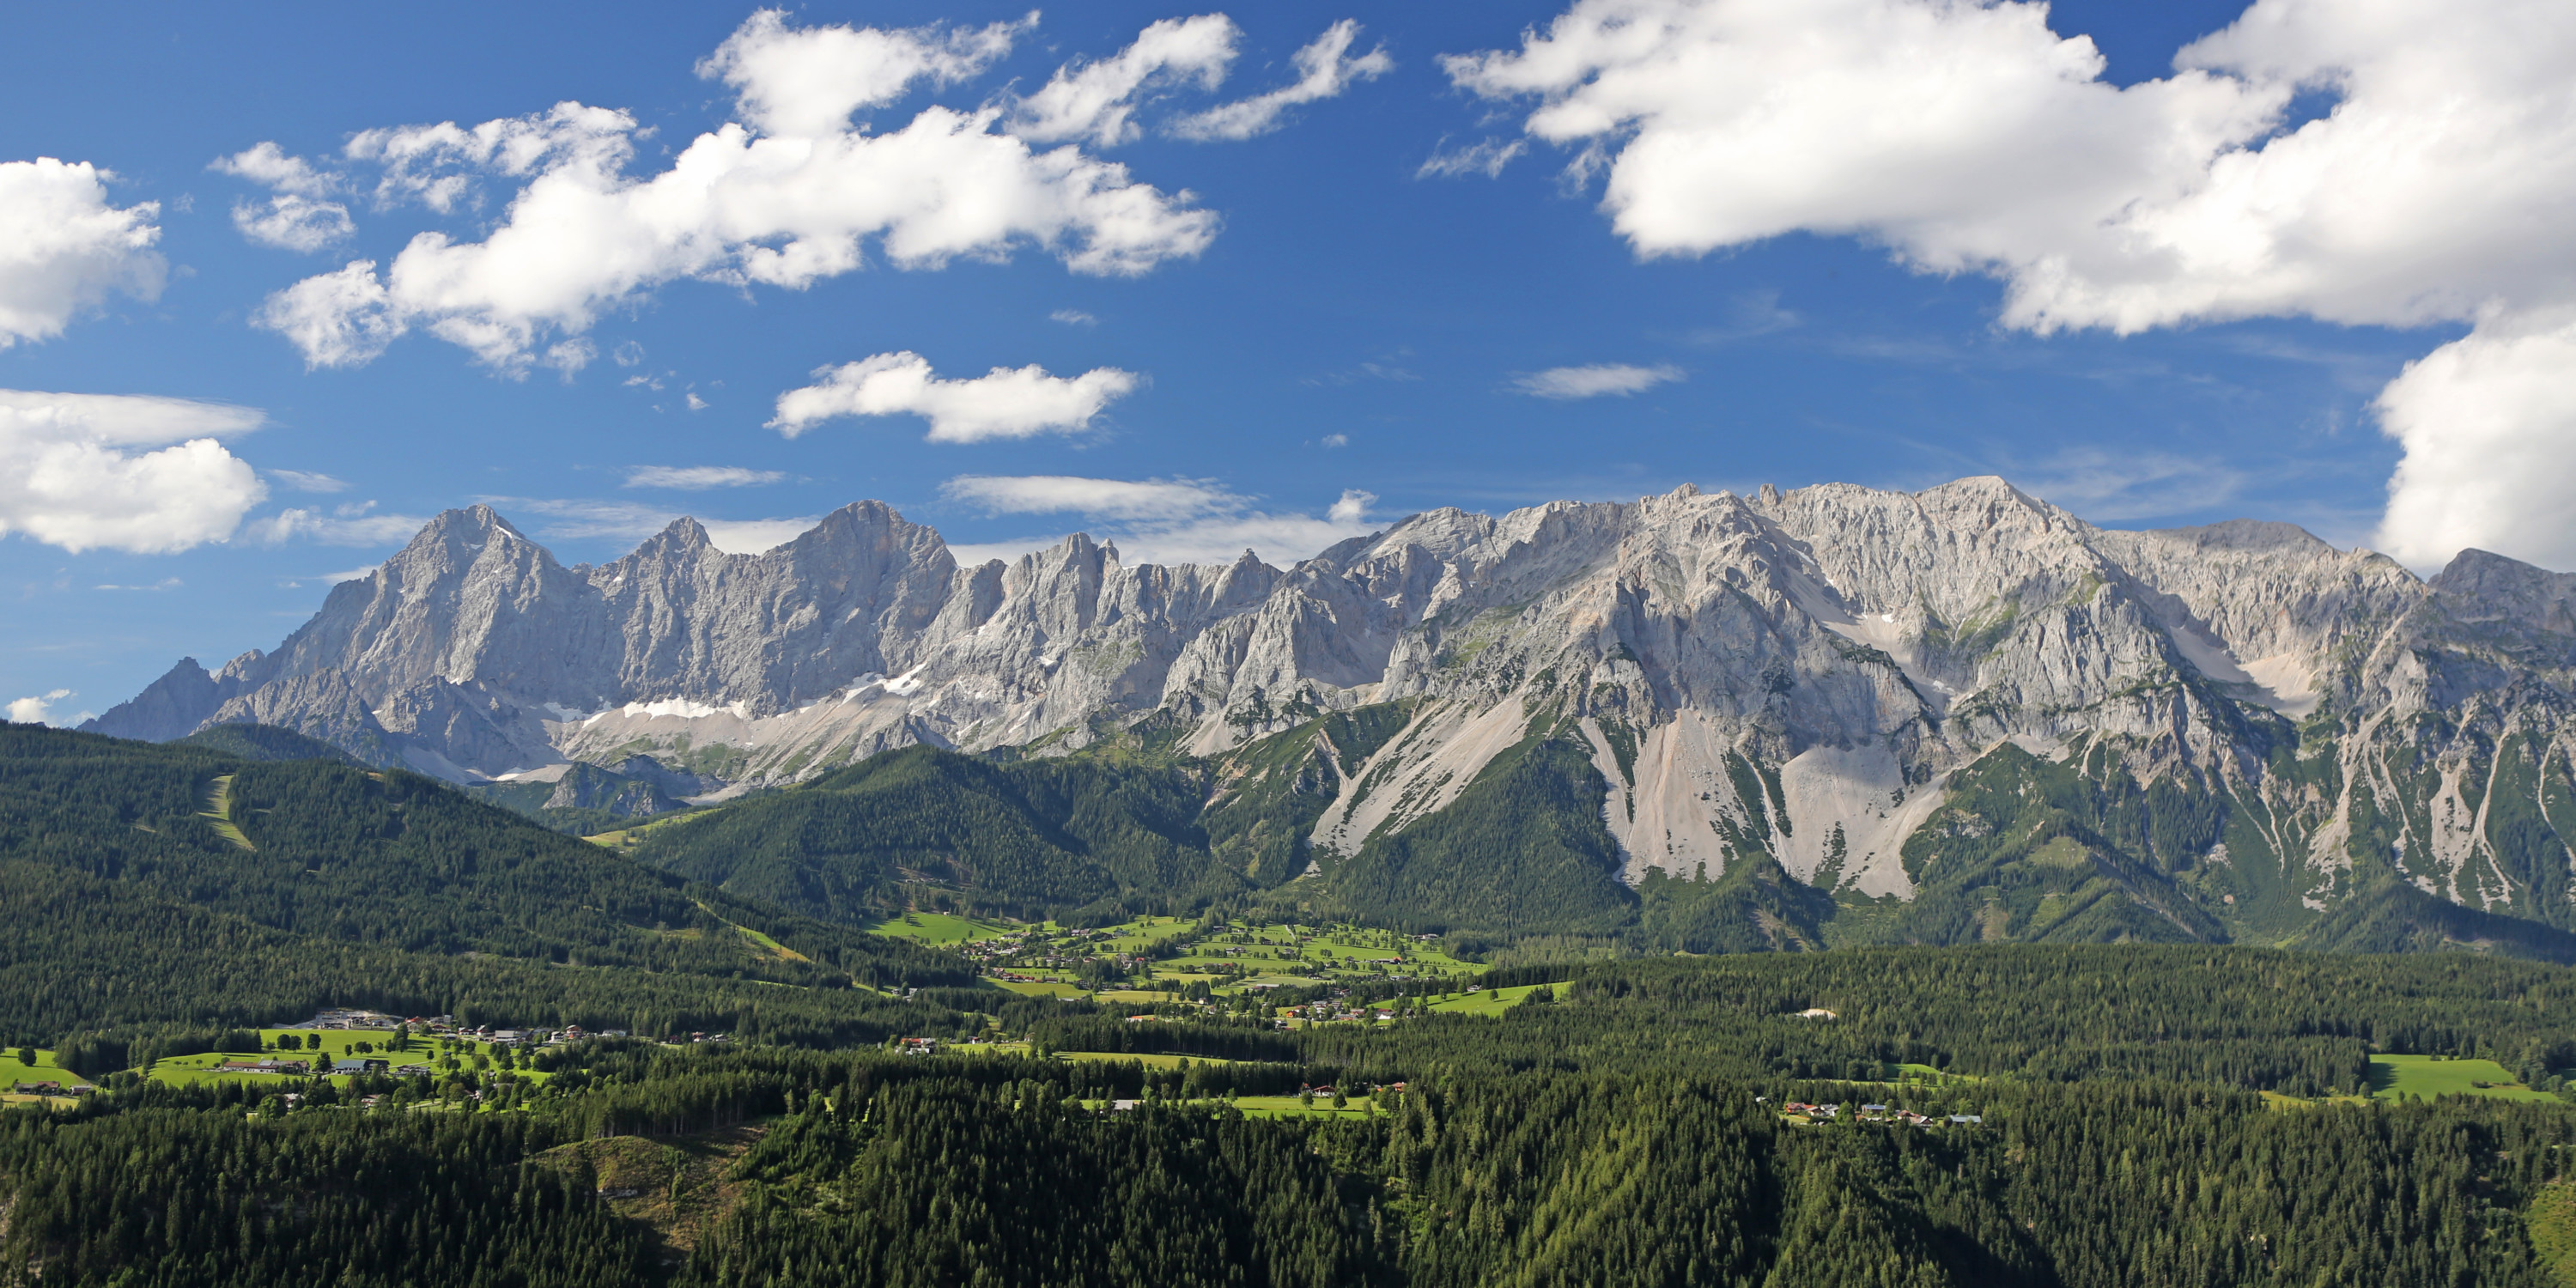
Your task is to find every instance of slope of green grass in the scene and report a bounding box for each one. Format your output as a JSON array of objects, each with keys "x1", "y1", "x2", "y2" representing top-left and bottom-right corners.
[
  {"x1": 2368, "y1": 1054, "x2": 2557, "y2": 1102},
  {"x1": 1426, "y1": 984, "x2": 1546, "y2": 1016},
  {"x1": 865, "y1": 912, "x2": 1016, "y2": 945}
]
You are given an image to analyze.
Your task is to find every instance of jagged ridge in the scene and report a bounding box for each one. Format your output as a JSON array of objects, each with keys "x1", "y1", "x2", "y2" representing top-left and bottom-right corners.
[{"x1": 82, "y1": 477, "x2": 2576, "y2": 947}]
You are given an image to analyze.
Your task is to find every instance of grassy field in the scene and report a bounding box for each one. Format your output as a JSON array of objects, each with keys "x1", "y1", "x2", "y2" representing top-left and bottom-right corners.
[
  {"x1": 583, "y1": 807, "x2": 718, "y2": 851},
  {"x1": 201, "y1": 775, "x2": 253, "y2": 850},
  {"x1": 1144, "y1": 919, "x2": 1485, "y2": 995},
  {"x1": 1095, "y1": 988, "x2": 1183, "y2": 1004},
  {"x1": 1425, "y1": 984, "x2": 1547, "y2": 1015},
  {"x1": 144, "y1": 1029, "x2": 553, "y2": 1088},
  {"x1": 0, "y1": 1048, "x2": 64, "y2": 1083},
  {"x1": 1056, "y1": 1051, "x2": 1234, "y2": 1069},
  {"x1": 993, "y1": 978, "x2": 1087, "y2": 998},
  {"x1": 882, "y1": 913, "x2": 1486, "y2": 1002},
  {"x1": 865, "y1": 912, "x2": 1017, "y2": 945},
  {"x1": 0, "y1": 1048, "x2": 76, "y2": 1106},
  {"x1": 1880, "y1": 1062, "x2": 1981, "y2": 1087},
  {"x1": 1099, "y1": 917, "x2": 1199, "y2": 953},
  {"x1": 716, "y1": 914, "x2": 810, "y2": 962},
  {"x1": 2367, "y1": 1054, "x2": 2556, "y2": 1103},
  {"x1": 1231, "y1": 1095, "x2": 1379, "y2": 1119}
]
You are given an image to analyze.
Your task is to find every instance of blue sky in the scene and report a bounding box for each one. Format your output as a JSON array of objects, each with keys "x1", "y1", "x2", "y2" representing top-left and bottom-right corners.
[{"x1": 1, "y1": 0, "x2": 2565, "y2": 722}]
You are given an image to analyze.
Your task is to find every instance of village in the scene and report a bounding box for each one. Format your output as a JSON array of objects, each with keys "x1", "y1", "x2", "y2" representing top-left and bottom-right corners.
[
  {"x1": 0, "y1": 1006, "x2": 761, "y2": 1112},
  {"x1": 883, "y1": 911, "x2": 1511, "y2": 1025},
  {"x1": 0, "y1": 920, "x2": 1981, "y2": 1129},
  {"x1": 1771, "y1": 1098, "x2": 1985, "y2": 1127}
]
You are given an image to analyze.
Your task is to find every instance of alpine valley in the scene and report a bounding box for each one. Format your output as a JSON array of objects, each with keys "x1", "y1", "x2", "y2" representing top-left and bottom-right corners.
[{"x1": 83, "y1": 476, "x2": 2576, "y2": 959}]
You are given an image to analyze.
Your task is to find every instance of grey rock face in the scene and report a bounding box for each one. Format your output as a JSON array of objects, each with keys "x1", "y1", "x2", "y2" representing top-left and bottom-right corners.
[
  {"x1": 83, "y1": 657, "x2": 226, "y2": 743},
  {"x1": 201, "y1": 669, "x2": 401, "y2": 769},
  {"x1": 543, "y1": 762, "x2": 684, "y2": 817},
  {"x1": 81, "y1": 477, "x2": 2576, "y2": 927}
]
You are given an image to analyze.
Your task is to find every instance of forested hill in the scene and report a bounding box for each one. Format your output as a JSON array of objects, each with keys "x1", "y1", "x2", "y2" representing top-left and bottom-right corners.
[
  {"x1": 0, "y1": 722, "x2": 981, "y2": 1054},
  {"x1": 19, "y1": 950, "x2": 2576, "y2": 1286},
  {"x1": 624, "y1": 712, "x2": 2576, "y2": 969},
  {"x1": 632, "y1": 744, "x2": 1241, "y2": 926}
]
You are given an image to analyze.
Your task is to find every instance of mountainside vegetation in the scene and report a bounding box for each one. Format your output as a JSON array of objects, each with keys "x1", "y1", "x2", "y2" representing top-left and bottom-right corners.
[
  {"x1": 27, "y1": 477, "x2": 2576, "y2": 1282},
  {"x1": 10, "y1": 709, "x2": 2576, "y2": 1284},
  {"x1": 633, "y1": 744, "x2": 1237, "y2": 924},
  {"x1": 0, "y1": 722, "x2": 984, "y2": 1060},
  {"x1": 16, "y1": 947, "x2": 2576, "y2": 1285},
  {"x1": 616, "y1": 703, "x2": 2576, "y2": 970}
]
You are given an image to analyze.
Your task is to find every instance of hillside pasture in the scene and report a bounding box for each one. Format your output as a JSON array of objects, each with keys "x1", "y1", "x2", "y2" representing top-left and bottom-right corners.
[
  {"x1": 2368, "y1": 1054, "x2": 2555, "y2": 1103},
  {"x1": 1426, "y1": 984, "x2": 1547, "y2": 1015},
  {"x1": 865, "y1": 912, "x2": 1015, "y2": 945}
]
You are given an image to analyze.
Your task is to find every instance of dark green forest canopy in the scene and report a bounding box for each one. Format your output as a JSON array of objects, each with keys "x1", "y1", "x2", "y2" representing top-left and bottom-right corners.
[
  {"x1": 628, "y1": 704, "x2": 1422, "y2": 927},
  {"x1": 615, "y1": 709, "x2": 2576, "y2": 963},
  {"x1": 21, "y1": 722, "x2": 2576, "y2": 1284},
  {"x1": 0, "y1": 724, "x2": 981, "y2": 1052},
  {"x1": 633, "y1": 744, "x2": 1238, "y2": 923},
  {"x1": 1303, "y1": 945, "x2": 2576, "y2": 1095},
  {"x1": 15, "y1": 1040, "x2": 2576, "y2": 1288}
]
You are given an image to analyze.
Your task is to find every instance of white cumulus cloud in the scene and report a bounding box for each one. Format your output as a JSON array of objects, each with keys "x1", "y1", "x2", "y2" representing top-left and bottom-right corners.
[
  {"x1": 769, "y1": 351, "x2": 1141, "y2": 442},
  {"x1": 1173, "y1": 19, "x2": 1391, "y2": 141},
  {"x1": 940, "y1": 474, "x2": 1379, "y2": 566},
  {"x1": 253, "y1": 14, "x2": 1217, "y2": 375},
  {"x1": 234, "y1": 195, "x2": 355, "y2": 252},
  {"x1": 0, "y1": 159, "x2": 164, "y2": 349},
  {"x1": 624, "y1": 465, "x2": 787, "y2": 489},
  {"x1": 213, "y1": 143, "x2": 357, "y2": 252},
  {"x1": 1449, "y1": 0, "x2": 2576, "y2": 570},
  {"x1": 2374, "y1": 315, "x2": 2576, "y2": 568},
  {"x1": 211, "y1": 142, "x2": 340, "y2": 197},
  {"x1": 1511, "y1": 362, "x2": 1682, "y2": 399},
  {"x1": 700, "y1": 9, "x2": 1026, "y2": 140},
  {"x1": 254, "y1": 260, "x2": 405, "y2": 368},
  {"x1": 0, "y1": 391, "x2": 266, "y2": 554},
  {"x1": 1007, "y1": 15, "x2": 1240, "y2": 147},
  {"x1": 7, "y1": 690, "x2": 88, "y2": 726}
]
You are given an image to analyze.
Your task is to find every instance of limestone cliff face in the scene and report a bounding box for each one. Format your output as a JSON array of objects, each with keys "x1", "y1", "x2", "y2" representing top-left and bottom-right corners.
[{"x1": 82, "y1": 477, "x2": 2576, "y2": 928}]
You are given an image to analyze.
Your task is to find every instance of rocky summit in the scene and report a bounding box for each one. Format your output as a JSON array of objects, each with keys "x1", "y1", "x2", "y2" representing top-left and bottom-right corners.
[{"x1": 84, "y1": 477, "x2": 2576, "y2": 941}]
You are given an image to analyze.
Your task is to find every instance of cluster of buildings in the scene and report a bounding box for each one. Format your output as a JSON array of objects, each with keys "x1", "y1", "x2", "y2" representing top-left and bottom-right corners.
[
  {"x1": 283, "y1": 1012, "x2": 649, "y2": 1048},
  {"x1": 1776, "y1": 1099, "x2": 1983, "y2": 1127},
  {"x1": 1279, "y1": 991, "x2": 1409, "y2": 1028},
  {"x1": 295, "y1": 1009, "x2": 409, "y2": 1030},
  {"x1": 216, "y1": 1057, "x2": 407, "y2": 1077},
  {"x1": 9, "y1": 1079, "x2": 98, "y2": 1097}
]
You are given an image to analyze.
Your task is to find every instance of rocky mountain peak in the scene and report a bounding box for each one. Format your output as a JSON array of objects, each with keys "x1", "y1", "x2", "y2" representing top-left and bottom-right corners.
[
  {"x1": 637, "y1": 515, "x2": 715, "y2": 554},
  {"x1": 80, "y1": 477, "x2": 2576, "y2": 938}
]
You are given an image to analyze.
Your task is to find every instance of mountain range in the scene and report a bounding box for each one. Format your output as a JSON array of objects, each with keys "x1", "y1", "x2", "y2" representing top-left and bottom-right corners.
[{"x1": 82, "y1": 477, "x2": 2576, "y2": 951}]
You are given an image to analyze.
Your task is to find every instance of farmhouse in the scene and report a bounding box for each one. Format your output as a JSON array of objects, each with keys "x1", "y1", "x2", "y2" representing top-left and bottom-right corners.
[{"x1": 10, "y1": 1080, "x2": 95, "y2": 1096}]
